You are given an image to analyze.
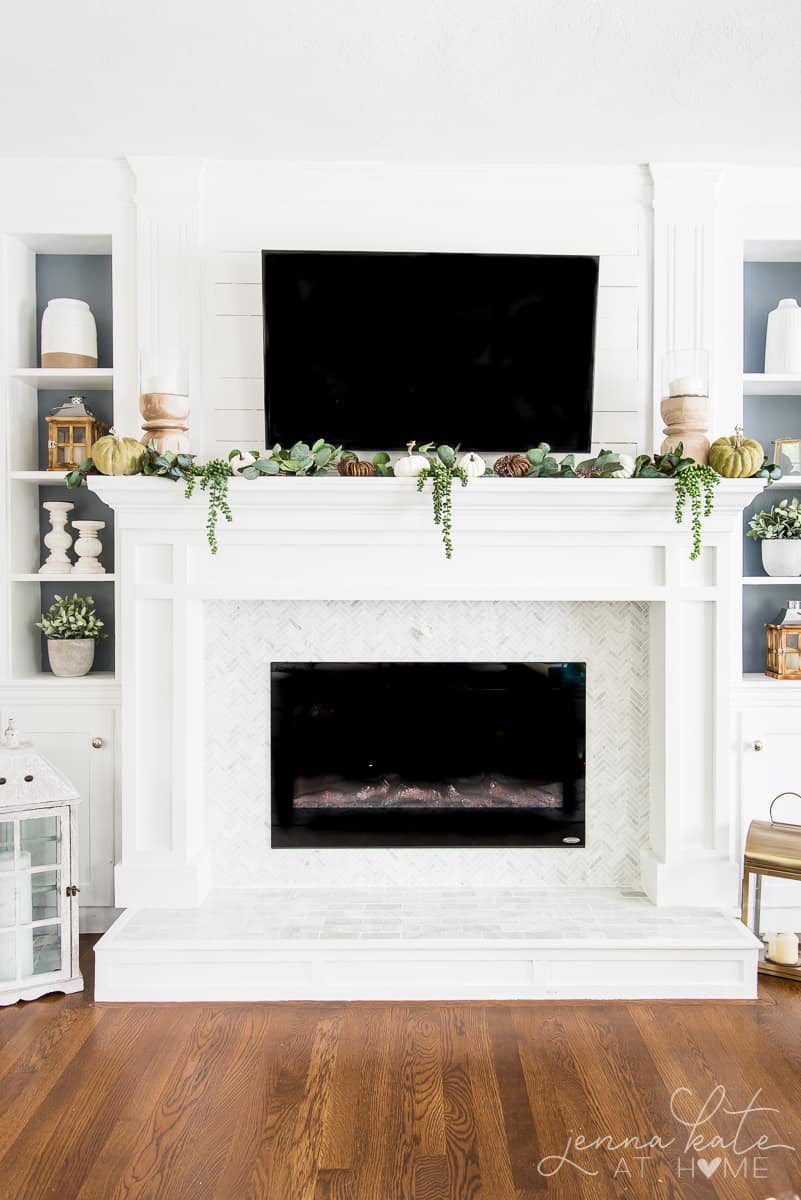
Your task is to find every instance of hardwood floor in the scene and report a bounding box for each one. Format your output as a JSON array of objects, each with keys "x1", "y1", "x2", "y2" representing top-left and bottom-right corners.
[{"x1": 1, "y1": 937, "x2": 800, "y2": 1198}]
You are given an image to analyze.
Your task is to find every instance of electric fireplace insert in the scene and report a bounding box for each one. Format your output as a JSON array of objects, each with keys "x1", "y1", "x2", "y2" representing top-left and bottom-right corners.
[{"x1": 270, "y1": 661, "x2": 586, "y2": 848}]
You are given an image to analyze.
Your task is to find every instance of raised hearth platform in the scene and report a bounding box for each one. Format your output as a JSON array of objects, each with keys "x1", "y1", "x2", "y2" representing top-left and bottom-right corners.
[{"x1": 94, "y1": 887, "x2": 760, "y2": 1001}]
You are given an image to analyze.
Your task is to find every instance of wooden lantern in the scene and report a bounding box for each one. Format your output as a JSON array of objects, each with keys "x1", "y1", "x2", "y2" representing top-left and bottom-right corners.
[
  {"x1": 741, "y1": 793, "x2": 801, "y2": 983},
  {"x1": 46, "y1": 396, "x2": 106, "y2": 472},
  {"x1": 765, "y1": 623, "x2": 801, "y2": 679}
]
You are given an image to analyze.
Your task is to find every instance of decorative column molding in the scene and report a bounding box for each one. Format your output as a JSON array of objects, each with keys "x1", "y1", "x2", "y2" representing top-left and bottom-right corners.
[
  {"x1": 649, "y1": 164, "x2": 724, "y2": 443},
  {"x1": 127, "y1": 157, "x2": 205, "y2": 450}
]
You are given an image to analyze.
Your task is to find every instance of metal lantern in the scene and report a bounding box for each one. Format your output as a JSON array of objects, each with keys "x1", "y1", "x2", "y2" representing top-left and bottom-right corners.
[
  {"x1": 765, "y1": 623, "x2": 801, "y2": 679},
  {"x1": 45, "y1": 395, "x2": 106, "y2": 472},
  {"x1": 741, "y1": 792, "x2": 801, "y2": 983},
  {"x1": 0, "y1": 720, "x2": 83, "y2": 1004}
]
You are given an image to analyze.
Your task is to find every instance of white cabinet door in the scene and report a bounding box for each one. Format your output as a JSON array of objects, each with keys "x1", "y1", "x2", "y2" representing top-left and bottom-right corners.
[
  {"x1": 740, "y1": 706, "x2": 801, "y2": 929},
  {"x1": 740, "y1": 707, "x2": 801, "y2": 836},
  {"x1": 0, "y1": 703, "x2": 116, "y2": 908}
]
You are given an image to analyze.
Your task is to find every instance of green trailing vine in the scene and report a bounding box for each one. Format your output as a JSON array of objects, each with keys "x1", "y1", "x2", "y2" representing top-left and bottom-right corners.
[
  {"x1": 183, "y1": 459, "x2": 233, "y2": 554},
  {"x1": 673, "y1": 464, "x2": 719, "y2": 560},
  {"x1": 415, "y1": 445, "x2": 468, "y2": 560}
]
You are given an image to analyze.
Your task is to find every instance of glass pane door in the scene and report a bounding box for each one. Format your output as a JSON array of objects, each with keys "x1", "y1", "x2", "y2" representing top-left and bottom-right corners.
[
  {"x1": 0, "y1": 820, "x2": 16, "y2": 981},
  {"x1": 0, "y1": 809, "x2": 70, "y2": 984}
]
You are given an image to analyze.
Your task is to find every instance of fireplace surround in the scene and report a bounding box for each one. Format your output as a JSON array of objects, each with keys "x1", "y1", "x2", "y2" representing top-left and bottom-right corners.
[
  {"x1": 91, "y1": 474, "x2": 763, "y2": 999},
  {"x1": 208, "y1": 601, "x2": 644, "y2": 882}
]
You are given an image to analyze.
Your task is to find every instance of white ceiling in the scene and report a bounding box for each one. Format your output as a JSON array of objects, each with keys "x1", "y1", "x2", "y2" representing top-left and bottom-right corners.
[{"x1": 1, "y1": 0, "x2": 799, "y2": 162}]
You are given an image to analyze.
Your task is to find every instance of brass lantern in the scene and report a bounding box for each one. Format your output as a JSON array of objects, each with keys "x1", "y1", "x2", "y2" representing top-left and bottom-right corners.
[
  {"x1": 45, "y1": 396, "x2": 106, "y2": 472},
  {"x1": 741, "y1": 792, "x2": 801, "y2": 982}
]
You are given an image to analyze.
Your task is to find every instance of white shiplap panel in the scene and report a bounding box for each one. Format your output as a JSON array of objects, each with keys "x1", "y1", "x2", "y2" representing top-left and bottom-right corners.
[
  {"x1": 598, "y1": 257, "x2": 640, "y2": 287},
  {"x1": 591, "y1": 411, "x2": 641, "y2": 444},
  {"x1": 593, "y1": 348, "x2": 639, "y2": 411},
  {"x1": 210, "y1": 252, "x2": 262, "y2": 284},
  {"x1": 211, "y1": 207, "x2": 641, "y2": 257},
  {"x1": 213, "y1": 283, "x2": 263, "y2": 316},
  {"x1": 590, "y1": 441, "x2": 638, "y2": 459},
  {"x1": 215, "y1": 378, "x2": 264, "y2": 411},
  {"x1": 207, "y1": 314, "x2": 263, "y2": 379},
  {"x1": 212, "y1": 410, "x2": 266, "y2": 444},
  {"x1": 595, "y1": 287, "x2": 639, "y2": 351}
]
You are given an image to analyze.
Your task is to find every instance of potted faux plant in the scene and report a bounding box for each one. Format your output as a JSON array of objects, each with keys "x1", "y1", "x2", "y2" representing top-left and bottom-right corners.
[
  {"x1": 36, "y1": 593, "x2": 106, "y2": 677},
  {"x1": 747, "y1": 497, "x2": 801, "y2": 576}
]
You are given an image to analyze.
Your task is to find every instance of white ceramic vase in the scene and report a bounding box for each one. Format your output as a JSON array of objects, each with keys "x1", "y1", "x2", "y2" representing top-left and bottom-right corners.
[
  {"x1": 41, "y1": 298, "x2": 98, "y2": 368},
  {"x1": 762, "y1": 539, "x2": 801, "y2": 577},
  {"x1": 39, "y1": 501, "x2": 75, "y2": 575},
  {"x1": 47, "y1": 638, "x2": 95, "y2": 678},
  {"x1": 765, "y1": 298, "x2": 801, "y2": 374}
]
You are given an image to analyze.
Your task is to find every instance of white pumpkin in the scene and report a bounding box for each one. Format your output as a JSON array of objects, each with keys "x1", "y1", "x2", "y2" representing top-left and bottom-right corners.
[
  {"x1": 458, "y1": 451, "x2": 486, "y2": 478},
  {"x1": 394, "y1": 441, "x2": 430, "y2": 478},
  {"x1": 230, "y1": 449, "x2": 271, "y2": 475},
  {"x1": 611, "y1": 454, "x2": 635, "y2": 479}
]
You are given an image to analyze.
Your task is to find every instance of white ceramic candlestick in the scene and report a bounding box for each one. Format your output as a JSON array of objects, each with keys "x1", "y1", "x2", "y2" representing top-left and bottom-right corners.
[
  {"x1": 71, "y1": 520, "x2": 106, "y2": 575},
  {"x1": 766, "y1": 931, "x2": 799, "y2": 965},
  {"x1": 39, "y1": 501, "x2": 75, "y2": 575}
]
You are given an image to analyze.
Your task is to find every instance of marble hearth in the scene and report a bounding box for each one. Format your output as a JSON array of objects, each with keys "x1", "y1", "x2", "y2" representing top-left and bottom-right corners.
[{"x1": 91, "y1": 476, "x2": 762, "y2": 1000}]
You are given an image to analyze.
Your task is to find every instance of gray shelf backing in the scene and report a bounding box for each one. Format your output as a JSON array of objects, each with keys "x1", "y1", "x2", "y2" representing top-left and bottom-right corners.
[
  {"x1": 742, "y1": 584, "x2": 801, "y2": 675},
  {"x1": 36, "y1": 485, "x2": 115, "y2": 675}
]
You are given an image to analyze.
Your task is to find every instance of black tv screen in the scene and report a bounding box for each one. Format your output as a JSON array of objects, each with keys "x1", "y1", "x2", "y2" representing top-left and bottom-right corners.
[{"x1": 262, "y1": 251, "x2": 598, "y2": 452}]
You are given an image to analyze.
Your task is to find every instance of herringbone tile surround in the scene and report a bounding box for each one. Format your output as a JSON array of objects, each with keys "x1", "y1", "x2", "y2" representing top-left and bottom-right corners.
[{"x1": 205, "y1": 600, "x2": 649, "y2": 889}]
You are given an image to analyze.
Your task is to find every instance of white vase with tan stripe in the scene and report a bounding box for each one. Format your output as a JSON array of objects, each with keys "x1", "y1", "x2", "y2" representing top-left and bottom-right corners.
[{"x1": 41, "y1": 298, "x2": 98, "y2": 368}]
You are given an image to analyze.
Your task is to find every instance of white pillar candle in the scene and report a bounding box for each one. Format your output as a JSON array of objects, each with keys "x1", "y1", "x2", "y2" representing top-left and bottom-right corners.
[
  {"x1": 141, "y1": 375, "x2": 187, "y2": 397},
  {"x1": 668, "y1": 375, "x2": 706, "y2": 398},
  {"x1": 766, "y1": 931, "x2": 799, "y2": 965}
]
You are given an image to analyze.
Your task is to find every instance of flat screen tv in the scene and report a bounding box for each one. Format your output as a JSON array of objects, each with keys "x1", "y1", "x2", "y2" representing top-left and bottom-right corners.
[{"x1": 262, "y1": 251, "x2": 598, "y2": 452}]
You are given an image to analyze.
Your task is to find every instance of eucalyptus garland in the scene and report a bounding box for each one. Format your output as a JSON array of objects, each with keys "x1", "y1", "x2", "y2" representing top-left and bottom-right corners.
[
  {"x1": 65, "y1": 434, "x2": 771, "y2": 562},
  {"x1": 673, "y1": 463, "x2": 719, "y2": 561}
]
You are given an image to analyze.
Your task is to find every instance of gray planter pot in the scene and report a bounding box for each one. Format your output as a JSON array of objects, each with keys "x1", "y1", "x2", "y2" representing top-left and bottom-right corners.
[{"x1": 47, "y1": 638, "x2": 95, "y2": 677}]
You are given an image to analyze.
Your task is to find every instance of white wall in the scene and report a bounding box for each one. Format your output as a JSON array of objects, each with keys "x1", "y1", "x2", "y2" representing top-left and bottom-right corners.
[
  {"x1": 1, "y1": 1, "x2": 799, "y2": 165},
  {"x1": 202, "y1": 163, "x2": 651, "y2": 459}
]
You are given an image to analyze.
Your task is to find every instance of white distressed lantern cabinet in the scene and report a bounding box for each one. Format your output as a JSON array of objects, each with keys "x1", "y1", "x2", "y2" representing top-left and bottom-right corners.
[{"x1": 0, "y1": 722, "x2": 82, "y2": 1005}]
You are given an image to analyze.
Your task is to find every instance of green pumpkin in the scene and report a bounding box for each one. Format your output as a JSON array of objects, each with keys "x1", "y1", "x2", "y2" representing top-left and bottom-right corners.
[
  {"x1": 91, "y1": 433, "x2": 147, "y2": 476},
  {"x1": 708, "y1": 427, "x2": 764, "y2": 478}
]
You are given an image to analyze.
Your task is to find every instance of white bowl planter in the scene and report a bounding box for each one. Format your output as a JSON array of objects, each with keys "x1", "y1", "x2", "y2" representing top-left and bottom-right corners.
[
  {"x1": 47, "y1": 638, "x2": 95, "y2": 677},
  {"x1": 762, "y1": 539, "x2": 801, "y2": 577}
]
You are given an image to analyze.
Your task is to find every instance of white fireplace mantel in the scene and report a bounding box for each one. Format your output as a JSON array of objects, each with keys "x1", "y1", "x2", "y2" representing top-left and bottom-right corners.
[{"x1": 90, "y1": 475, "x2": 762, "y2": 914}]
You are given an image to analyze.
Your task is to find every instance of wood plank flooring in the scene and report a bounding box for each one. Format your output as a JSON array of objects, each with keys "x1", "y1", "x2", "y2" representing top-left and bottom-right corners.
[{"x1": 1, "y1": 937, "x2": 800, "y2": 1199}]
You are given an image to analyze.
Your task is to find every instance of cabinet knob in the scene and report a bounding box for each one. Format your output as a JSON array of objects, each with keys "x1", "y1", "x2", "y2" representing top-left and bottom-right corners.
[
  {"x1": 91, "y1": 737, "x2": 103, "y2": 749},
  {"x1": 754, "y1": 739, "x2": 764, "y2": 752}
]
